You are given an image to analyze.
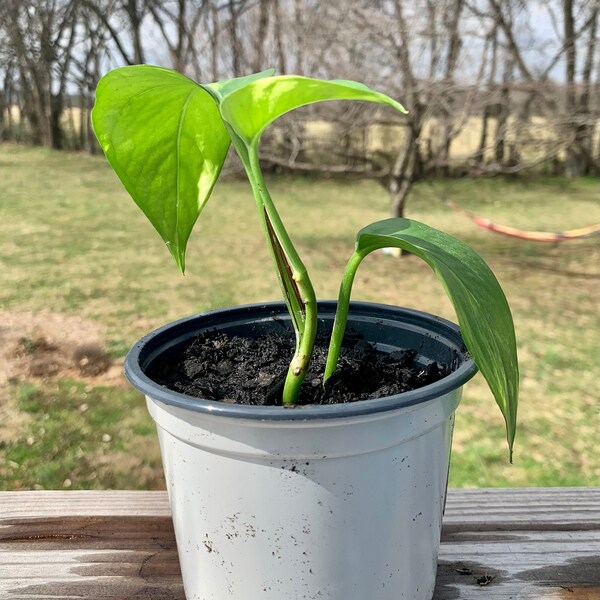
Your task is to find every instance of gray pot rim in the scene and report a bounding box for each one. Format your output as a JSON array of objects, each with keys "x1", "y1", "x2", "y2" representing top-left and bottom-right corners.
[{"x1": 124, "y1": 300, "x2": 478, "y2": 421}]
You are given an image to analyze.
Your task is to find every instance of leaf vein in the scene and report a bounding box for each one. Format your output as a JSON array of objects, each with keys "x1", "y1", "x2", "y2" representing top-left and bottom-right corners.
[{"x1": 175, "y1": 88, "x2": 199, "y2": 258}]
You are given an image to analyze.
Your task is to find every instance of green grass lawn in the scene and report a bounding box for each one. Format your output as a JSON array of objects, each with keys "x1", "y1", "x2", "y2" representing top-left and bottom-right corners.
[{"x1": 1, "y1": 144, "x2": 599, "y2": 489}]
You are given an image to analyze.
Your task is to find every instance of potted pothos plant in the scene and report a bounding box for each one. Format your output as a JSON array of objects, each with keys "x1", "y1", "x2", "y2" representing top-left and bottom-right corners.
[{"x1": 92, "y1": 67, "x2": 518, "y2": 600}]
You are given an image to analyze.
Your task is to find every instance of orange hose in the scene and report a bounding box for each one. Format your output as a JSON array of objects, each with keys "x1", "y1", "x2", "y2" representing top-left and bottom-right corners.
[{"x1": 448, "y1": 201, "x2": 600, "y2": 242}]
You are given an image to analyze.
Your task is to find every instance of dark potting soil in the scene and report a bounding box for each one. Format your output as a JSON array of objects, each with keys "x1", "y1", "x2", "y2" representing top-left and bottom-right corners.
[{"x1": 148, "y1": 329, "x2": 452, "y2": 406}]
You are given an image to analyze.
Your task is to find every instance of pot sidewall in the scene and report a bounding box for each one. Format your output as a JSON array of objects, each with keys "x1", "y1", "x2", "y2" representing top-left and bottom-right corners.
[{"x1": 128, "y1": 302, "x2": 475, "y2": 600}]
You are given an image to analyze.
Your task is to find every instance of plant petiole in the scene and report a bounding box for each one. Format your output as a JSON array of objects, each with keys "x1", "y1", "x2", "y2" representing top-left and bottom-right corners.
[
  {"x1": 243, "y1": 145, "x2": 317, "y2": 405},
  {"x1": 324, "y1": 249, "x2": 369, "y2": 384}
]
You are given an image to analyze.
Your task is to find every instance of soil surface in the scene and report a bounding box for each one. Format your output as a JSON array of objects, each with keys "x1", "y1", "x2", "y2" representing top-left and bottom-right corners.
[{"x1": 149, "y1": 330, "x2": 452, "y2": 405}]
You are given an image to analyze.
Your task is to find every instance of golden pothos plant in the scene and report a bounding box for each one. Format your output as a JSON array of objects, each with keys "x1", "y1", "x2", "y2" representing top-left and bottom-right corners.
[{"x1": 92, "y1": 67, "x2": 519, "y2": 459}]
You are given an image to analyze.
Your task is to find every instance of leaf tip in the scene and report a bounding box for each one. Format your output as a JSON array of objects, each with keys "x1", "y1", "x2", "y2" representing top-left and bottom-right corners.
[
  {"x1": 507, "y1": 426, "x2": 516, "y2": 463},
  {"x1": 166, "y1": 242, "x2": 186, "y2": 274}
]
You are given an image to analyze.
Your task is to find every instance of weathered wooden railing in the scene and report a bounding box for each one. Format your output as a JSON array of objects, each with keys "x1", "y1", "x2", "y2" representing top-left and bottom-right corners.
[{"x1": 1, "y1": 488, "x2": 599, "y2": 599}]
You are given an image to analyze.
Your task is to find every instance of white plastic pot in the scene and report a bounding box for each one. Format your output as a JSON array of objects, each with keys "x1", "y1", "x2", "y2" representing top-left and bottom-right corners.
[{"x1": 125, "y1": 302, "x2": 476, "y2": 600}]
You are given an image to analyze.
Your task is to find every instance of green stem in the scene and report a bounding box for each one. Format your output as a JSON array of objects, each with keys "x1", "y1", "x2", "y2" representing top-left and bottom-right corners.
[
  {"x1": 235, "y1": 139, "x2": 317, "y2": 405},
  {"x1": 324, "y1": 249, "x2": 370, "y2": 383}
]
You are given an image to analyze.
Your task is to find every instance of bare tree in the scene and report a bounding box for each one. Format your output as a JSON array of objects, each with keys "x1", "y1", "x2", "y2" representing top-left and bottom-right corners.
[
  {"x1": 0, "y1": 0, "x2": 597, "y2": 188},
  {"x1": 338, "y1": 0, "x2": 490, "y2": 217},
  {"x1": 80, "y1": 0, "x2": 150, "y2": 65},
  {"x1": 73, "y1": 3, "x2": 111, "y2": 152},
  {"x1": 488, "y1": 0, "x2": 600, "y2": 177},
  {"x1": 568, "y1": 0, "x2": 599, "y2": 175},
  {"x1": 437, "y1": 0, "x2": 464, "y2": 175},
  {"x1": 1, "y1": 0, "x2": 81, "y2": 148}
]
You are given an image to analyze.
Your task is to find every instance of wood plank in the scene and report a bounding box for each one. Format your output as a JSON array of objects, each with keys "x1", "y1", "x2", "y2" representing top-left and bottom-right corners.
[
  {"x1": 3, "y1": 487, "x2": 599, "y2": 525},
  {"x1": 443, "y1": 487, "x2": 600, "y2": 530},
  {"x1": 0, "y1": 510, "x2": 181, "y2": 600},
  {"x1": 0, "y1": 488, "x2": 599, "y2": 599},
  {"x1": 0, "y1": 490, "x2": 171, "y2": 519}
]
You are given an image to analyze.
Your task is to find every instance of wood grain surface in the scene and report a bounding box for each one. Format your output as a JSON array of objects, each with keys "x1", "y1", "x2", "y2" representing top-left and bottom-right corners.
[{"x1": 1, "y1": 488, "x2": 599, "y2": 599}]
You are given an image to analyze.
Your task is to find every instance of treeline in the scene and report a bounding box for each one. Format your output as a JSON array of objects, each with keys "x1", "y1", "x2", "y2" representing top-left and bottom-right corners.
[{"x1": 0, "y1": 0, "x2": 598, "y2": 215}]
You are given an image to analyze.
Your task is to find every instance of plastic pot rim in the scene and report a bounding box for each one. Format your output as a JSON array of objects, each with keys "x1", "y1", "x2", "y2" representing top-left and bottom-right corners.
[{"x1": 125, "y1": 300, "x2": 478, "y2": 421}]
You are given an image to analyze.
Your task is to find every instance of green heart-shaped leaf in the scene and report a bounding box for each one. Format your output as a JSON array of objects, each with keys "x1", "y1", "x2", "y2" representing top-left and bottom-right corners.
[
  {"x1": 92, "y1": 65, "x2": 230, "y2": 271},
  {"x1": 355, "y1": 218, "x2": 519, "y2": 460},
  {"x1": 218, "y1": 75, "x2": 407, "y2": 146}
]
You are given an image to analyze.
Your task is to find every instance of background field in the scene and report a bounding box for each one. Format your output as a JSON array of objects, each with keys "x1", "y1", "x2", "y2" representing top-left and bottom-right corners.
[{"x1": 0, "y1": 145, "x2": 598, "y2": 490}]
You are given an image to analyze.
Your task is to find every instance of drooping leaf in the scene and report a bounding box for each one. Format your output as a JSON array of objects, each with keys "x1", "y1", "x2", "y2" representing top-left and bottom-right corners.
[
  {"x1": 92, "y1": 65, "x2": 230, "y2": 271},
  {"x1": 355, "y1": 218, "x2": 519, "y2": 460},
  {"x1": 218, "y1": 75, "x2": 407, "y2": 146}
]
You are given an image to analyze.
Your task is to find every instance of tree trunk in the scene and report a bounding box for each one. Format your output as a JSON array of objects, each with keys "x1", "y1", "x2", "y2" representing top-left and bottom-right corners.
[
  {"x1": 438, "y1": 0, "x2": 463, "y2": 176},
  {"x1": 563, "y1": 0, "x2": 585, "y2": 177},
  {"x1": 387, "y1": 122, "x2": 421, "y2": 218},
  {"x1": 228, "y1": 0, "x2": 241, "y2": 76},
  {"x1": 574, "y1": 4, "x2": 598, "y2": 175},
  {"x1": 274, "y1": 0, "x2": 287, "y2": 74},
  {"x1": 294, "y1": 0, "x2": 304, "y2": 74},
  {"x1": 210, "y1": 1, "x2": 219, "y2": 80},
  {"x1": 79, "y1": 87, "x2": 86, "y2": 150},
  {"x1": 50, "y1": 94, "x2": 65, "y2": 150},
  {"x1": 494, "y1": 54, "x2": 513, "y2": 166},
  {"x1": 474, "y1": 106, "x2": 490, "y2": 165},
  {"x1": 126, "y1": 0, "x2": 145, "y2": 64},
  {"x1": 390, "y1": 171, "x2": 414, "y2": 219},
  {"x1": 174, "y1": 0, "x2": 187, "y2": 72},
  {"x1": 25, "y1": 72, "x2": 52, "y2": 147},
  {"x1": 0, "y1": 88, "x2": 5, "y2": 140},
  {"x1": 254, "y1": 0, "x2": 269, "y2": 72}
]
